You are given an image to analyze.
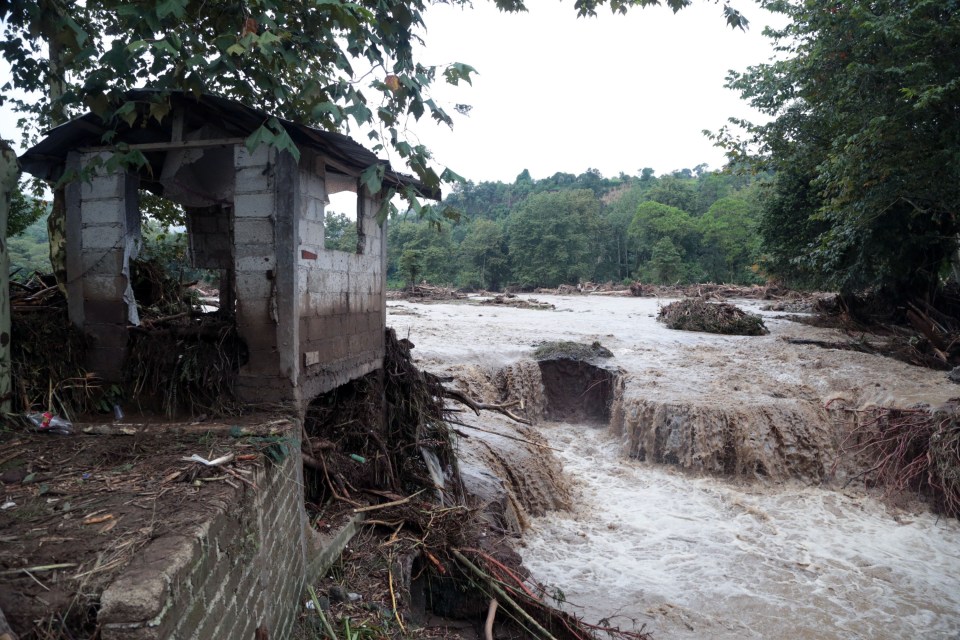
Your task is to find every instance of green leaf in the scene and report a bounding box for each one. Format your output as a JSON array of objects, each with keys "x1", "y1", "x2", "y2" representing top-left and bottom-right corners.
[
  {"x1": 245, "y1": 125, "x2": 275, "y2": 155},
  {"x1": 440, "y1": 168, "x2": 465, "y2": 184},
  {"x1": 443, "y1": 62, "x2": 477, "y2": 86},
  {"x1": 157, "y1": 0, "x2": 188, "y2": 19},
  {"x1": 226, "y1": 43, "x2": 246, "y2": 56},
  {"x1": 360, "y1": 164, "x2": 384, "y2": 195},
  {"x1": 115, "y1": 102, "x2": 138, "y2": 127},
  {"x1": 127, "y1": 39, "x2": 150, "y2": 54},
  {"x1": 153, "y1": 39, "x2": 179, "y2": 55}
]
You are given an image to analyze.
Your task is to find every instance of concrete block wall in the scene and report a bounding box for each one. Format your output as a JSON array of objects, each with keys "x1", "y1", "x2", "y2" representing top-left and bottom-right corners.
[
  {"x1": 297, "y1": 177, "x2": 386, "y2": 401},
  {"x1": 64, "y1": 151, "x2": 141, "y2": 381},
  {"x1": 97, "y1": 425, "x2": 307, "y2": 640},
  {"x1": 186, "y1": 206, "x2": 233, "y2": 270},
  {"x1": 232, "y1": 144, "x2": 300, "y2": 405}
]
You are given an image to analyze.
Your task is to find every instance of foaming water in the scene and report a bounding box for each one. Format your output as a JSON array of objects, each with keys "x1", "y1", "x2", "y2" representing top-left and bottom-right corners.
[{"x1": 520, "y1": 422, "x2": 960, "y2": 639}]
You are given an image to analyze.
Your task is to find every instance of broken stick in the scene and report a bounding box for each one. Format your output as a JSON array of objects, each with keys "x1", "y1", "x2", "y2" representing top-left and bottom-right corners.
[{"x1": 443, "y1": 387, "x2": 532, "y2": 425}]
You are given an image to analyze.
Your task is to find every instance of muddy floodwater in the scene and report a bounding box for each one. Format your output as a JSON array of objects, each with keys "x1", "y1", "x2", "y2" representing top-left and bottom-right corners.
[{"x1": 388, "y1": 294, "x2": 960, "y2": 639}]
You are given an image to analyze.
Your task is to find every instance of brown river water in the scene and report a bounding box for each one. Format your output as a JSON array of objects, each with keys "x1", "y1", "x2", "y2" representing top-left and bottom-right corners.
[{"x1": 388, "y1": 294, "x2": 960, "y2": 639}]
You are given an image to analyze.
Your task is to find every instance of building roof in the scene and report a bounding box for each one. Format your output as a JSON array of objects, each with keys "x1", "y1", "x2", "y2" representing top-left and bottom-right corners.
[{"x1": 19, "y1": 89, "x2": 440, "y2": 200}]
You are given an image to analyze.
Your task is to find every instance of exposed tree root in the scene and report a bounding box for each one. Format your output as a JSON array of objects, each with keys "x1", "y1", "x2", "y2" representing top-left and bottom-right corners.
[{"x1": 833, "y1": 403, "x2": 960, "y2": 517}]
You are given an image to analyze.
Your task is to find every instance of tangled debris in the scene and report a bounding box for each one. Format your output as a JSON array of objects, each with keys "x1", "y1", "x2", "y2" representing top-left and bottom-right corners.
[
  {"x1": 532, "y1": 341, "x2": 613, "y2": 362},
  {"x1": 7, "y1": 263, "x2": 244, "y2": 421},
  {"x1": 481, "y1": 295, "x2": 555, "y2": 310},
  {"x1": 8, "y1": 274, "x2": 96, "y2": 418},
  {"x1": 658, "y1": 299, "x2": 769, "y2": 336},
  {"x1": 783, "y1": 287, "x2": 960, "y2": 372},
  {"x1": 301, "y1": 329, "x2": 648, "y2": 639},
  {"x1": 629, "y1": 281, "x2": 805, "y2": 302},
  {"x1": 125, "y1": 318, "x2": 245, "y2": 418},
  {"x1": 387, "y1": 284, "x2": 467, "y2": 302},
  {"x1": 834, "y1": 402, "x2": 960, "y2": 518}
]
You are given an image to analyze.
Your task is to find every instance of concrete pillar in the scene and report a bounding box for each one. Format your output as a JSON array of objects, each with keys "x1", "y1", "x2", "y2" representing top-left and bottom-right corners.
[
  {"x1": 233, "y1": 144, "x2": 300, "y2": 406},
  {"x1": 67, "y1": 152, "x2": 140, "y2": 381}
]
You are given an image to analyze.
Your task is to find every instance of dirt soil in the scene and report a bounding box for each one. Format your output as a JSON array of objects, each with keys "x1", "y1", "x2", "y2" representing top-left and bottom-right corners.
[{"x1": 0, "y1": 415, "x2": 289, "y2": 637}]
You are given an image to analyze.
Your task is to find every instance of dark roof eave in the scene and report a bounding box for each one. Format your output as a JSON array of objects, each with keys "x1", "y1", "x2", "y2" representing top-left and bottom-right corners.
[{"x1": 18, "y1": 90, "x2": 442, "y2": 200}]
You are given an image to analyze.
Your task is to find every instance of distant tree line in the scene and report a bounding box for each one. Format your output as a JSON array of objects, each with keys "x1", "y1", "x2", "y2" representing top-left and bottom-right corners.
[{"x1": 386, "y1": 167, "x2": 765, "y2": 290}]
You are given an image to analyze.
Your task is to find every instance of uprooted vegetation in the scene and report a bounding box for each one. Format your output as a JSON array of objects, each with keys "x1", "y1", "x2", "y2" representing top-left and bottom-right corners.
[
  {"x1": 786, "y1": 287, "x2": 960, "y2": 372},
  {"x1": 8, "y1": 261, "x2": 243, "y2": 421},
  {"x1": 834, "y1": 402, "x2": 960, "y2": 518},
  {"x1": 300, "y1": 331, "x2": 649, "y2": 639},
  {"x1": 657, "y1": 298, "x2": 769, "y2": 336}
]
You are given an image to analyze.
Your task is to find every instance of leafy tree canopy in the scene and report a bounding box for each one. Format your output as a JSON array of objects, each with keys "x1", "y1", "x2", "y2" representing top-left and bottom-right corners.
[
  {"x1": 1, "y1": 0, "x2": 748, "y2": 217},
  {"x1": 714, "y1": 0, "x2": 960, "y2": 297}
]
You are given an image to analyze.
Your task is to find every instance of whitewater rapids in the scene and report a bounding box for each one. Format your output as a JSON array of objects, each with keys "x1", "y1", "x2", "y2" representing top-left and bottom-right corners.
[{"x1": 388, "y1": 294, "x2": 960, "y2": 639}]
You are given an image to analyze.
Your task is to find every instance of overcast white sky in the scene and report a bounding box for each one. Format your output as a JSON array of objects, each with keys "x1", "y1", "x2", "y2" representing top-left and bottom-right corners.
[
  {"x1": 403, "y1": 0, "x2": 786, "y2": 183},
  {"x1": 0, "y1": 1, "x2": 784, "y2": 186}
]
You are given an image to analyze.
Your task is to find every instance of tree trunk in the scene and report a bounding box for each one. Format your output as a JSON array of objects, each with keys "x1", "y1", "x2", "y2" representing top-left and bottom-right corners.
[
  {"x1": 0, "y1": 141, "x2": 20, "y2": 415},
  {"x1": 45, "y1": 10, "x2": 69, "y2": 292}
]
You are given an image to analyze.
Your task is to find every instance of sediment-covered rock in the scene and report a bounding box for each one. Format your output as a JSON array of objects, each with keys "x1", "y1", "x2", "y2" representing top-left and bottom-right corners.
[{"x1": 611, "y1": 392, "x2": 836, "y2": 481}]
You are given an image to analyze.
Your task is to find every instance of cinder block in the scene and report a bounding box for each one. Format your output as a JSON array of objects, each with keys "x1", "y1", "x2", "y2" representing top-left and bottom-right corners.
[
  {"x1": 299, "y1": 219, "x2": 323, "y2": 247},
  {"x1": 301, "y1": 172, "x2": 327, "y2": 201},
  {"x1": 80, "y1": 249, "x2": 124, "y2": 276},
  {"x1": 234, "y1": 192, "x2": 275, "y2": 218},
  {"x1": 299, "y1": 194, "x2": 322, "y2": 221},
  {"x1": 234, "y1": 217, "x2": 274, "y2": 243},
  {"x1": 235, "y1": 253, "x2": 276, "y2": 272},
  {"x1": 83, "y1": 274, "x2": 127, "y2": 299},
  {"x1": 234, "y1": 144, "x2": 273, "y2": 169},
  {"x1": 234, "y1": 271, "x2": 274, "y2": 300},
  {"x1": 80, "y1": 173, "x2": 126, "y2": 201},
  {"x1": 235, "y1": 164, "x2": 274, "y2": 194},
  {"x1": 241, "y1": 348, "x2": 282, "y2": 376},
  {"x1": 81, "y1": 223, "x2": 124, "y2": 249},
  {"x1": 80, "y1": 199, "x2": 127, "y2": 225}
]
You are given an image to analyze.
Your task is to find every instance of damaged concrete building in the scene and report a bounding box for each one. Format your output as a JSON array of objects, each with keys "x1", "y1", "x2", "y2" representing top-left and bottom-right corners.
[
  {"x1": 5, "y1": 91, "x2": 439, "y2": 639},
  {"x1": 20, "y1": 89, "x2": 436, "y2": 409}
]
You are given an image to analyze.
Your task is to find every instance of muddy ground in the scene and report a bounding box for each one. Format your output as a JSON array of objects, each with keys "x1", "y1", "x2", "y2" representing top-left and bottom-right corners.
[{"x1": 0, "y1": 417, "x2": 290, "y2": 636}]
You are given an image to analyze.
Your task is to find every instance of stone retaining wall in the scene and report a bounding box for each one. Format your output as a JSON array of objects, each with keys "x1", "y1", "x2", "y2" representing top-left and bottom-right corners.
[{"x1": 97, "y1": 429, "x2": 307, "y2": 639}]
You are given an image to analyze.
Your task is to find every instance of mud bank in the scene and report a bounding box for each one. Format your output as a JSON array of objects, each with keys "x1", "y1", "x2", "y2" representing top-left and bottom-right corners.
[
  {"x1": 388, "y1": 294, "x2": 960, "y2": 639},
  {"x1": 391, "y1": 294, "x2": 956, "y2": 480}
]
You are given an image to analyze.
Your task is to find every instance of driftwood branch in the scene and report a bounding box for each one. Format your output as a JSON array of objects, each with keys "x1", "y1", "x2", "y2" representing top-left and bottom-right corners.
[
  {"x1": 443, "y1": 387, "x2": 532, "y2": 425},
  {"x1": 449, "y1": 421, "x2": 561, "y2": 452},
  {"x1": 485, "y1": 598, "x2": 498, "y2": 640},
  {"x1": 452, "y1": 550, "x2": 559, "y2": 640}
]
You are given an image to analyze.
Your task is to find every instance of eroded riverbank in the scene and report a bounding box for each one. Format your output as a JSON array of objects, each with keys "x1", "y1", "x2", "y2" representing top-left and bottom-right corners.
[{"x1": 388, "y1": 293, "x2": 960, "y2": 639}]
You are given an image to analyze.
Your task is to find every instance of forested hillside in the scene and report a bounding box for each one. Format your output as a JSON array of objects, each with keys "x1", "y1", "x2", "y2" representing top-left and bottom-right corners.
[{"x1": 386, "y1": 167, "x2": 765, "y2": 290}]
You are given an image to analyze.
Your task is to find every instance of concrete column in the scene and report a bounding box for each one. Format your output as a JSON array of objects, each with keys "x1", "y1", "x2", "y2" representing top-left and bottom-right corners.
[
  {"x1": 74, "y1": 152, "x2": 140, "y2": 381},
  {"x1": 232, "y1": 144, "x2": 300, "y2": 406}
]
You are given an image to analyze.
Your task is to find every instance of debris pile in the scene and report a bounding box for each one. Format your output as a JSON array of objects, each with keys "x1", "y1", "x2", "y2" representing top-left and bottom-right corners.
[
  {"x1": 301, "y1": 329, "x2": 645, "y2": 639},
  {"x1": 657, "y1": 299, "x2": 769, "y2": 336},
  {"x1": 387, "y1": 284, "x2": 467, "y2": 302},
  {"x1": 481, "y1": 294, "x2": 555, "y2": 310},
  {"x1": 630, "y1": 281, "x2": 805, "y2": 301},
  {"x1": 786, "y1": 287, "x2": 960, "y2": 372},
  {"x1": 8, "y1": 274, "x2": 94, "y2": 418}
]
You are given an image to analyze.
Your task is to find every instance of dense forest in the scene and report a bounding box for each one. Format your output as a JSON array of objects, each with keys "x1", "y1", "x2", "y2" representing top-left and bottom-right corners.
[
  {"x1": 9, "y1": 166, "x2": 765, "y2": 292},
  {"x1": 383, "y1": 166, "x2": 764, "y2": 290}
]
